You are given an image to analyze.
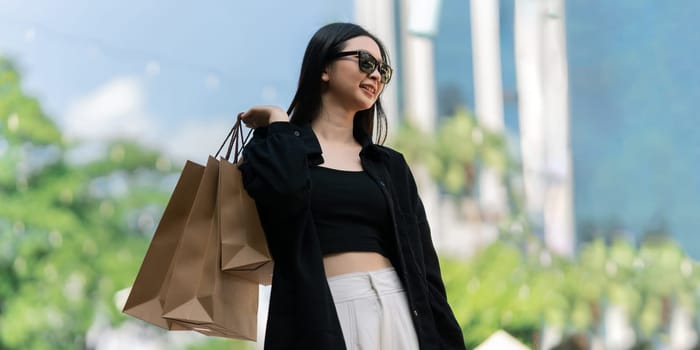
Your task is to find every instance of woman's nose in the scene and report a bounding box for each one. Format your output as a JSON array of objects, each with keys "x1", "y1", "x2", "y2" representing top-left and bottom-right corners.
[{"x1": 368, "y1": 67, "x2": 382, "y2": 82}]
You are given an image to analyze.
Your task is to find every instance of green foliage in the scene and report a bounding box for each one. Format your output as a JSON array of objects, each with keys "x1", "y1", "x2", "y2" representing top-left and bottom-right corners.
[
  {"x1": 390, "y1": 108, "x2": 509, "y2": 197},
  {"x1": 441, "y1": 238, "x2": 700, "y2": 347},
  {"x1": 0, "y1": 58, "x2": 62, "y2": 146},
  {"x1": 0, "y1": 56, "x2": 233, "y2": 349}
]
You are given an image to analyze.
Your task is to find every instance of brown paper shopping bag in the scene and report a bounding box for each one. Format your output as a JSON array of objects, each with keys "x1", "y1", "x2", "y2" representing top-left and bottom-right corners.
[
  {"x1": 216, "y1": 118, "x2": 273, "y2": 285},
  {"x1": 122, "y1": 160, "x2": 204, "y2": 330},
  {"x1": 218, "y1": 158, "x2": 273, "y2": 285},
  {"x1": 162, "y1": 156, "x2": 259, "y2": 340}
]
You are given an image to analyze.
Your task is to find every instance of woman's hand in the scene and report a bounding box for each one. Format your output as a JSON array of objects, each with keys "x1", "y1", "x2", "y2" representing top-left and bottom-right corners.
[{"x1": 239, "y1": 106, "x2": 289, "y2": 129}]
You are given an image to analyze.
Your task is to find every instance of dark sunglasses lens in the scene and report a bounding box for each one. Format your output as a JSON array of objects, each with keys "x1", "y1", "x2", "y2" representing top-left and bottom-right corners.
[
  {"x1": 358, "y1": 53, "x2": 377, "y2": 74},
  {"x1": 379, "y1": 65, "x2": 392, "y2": 83},
  {"x1": 357, "y1": 51, "x2": 391, "y2": 84}
]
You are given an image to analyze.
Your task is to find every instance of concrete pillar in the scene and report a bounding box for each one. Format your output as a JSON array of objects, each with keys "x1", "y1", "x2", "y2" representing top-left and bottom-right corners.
[
  {"x1": 541, "y1": 0, "x2": 575, "y2": 257},
  {"x1": 515, "y1": 0, "x2": 575, "y2": 257},
  {"x1": 399, "y1": 0, "x2": 440, "y2": 132},
  {"x1": 470, "y1": 0, "x2": 509, "y2": 220},
  {"x1": 396, "y1": 0, "x2": 444, "y2": 251},
  {"x1": 354, "y1": 0, "x2": 400, "y2": 136}
]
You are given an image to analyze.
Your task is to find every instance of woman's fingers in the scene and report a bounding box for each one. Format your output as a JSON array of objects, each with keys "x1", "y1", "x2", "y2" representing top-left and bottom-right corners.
[
  {"x1": 239, "y1": 108, "x2": 265, "y2": 128},
  {"x1": 239, "y1": 106, "x2": 288, "y2": 128}
]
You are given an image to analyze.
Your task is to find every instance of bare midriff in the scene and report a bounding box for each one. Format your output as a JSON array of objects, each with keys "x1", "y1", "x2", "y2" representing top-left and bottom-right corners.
[{"x1": 323, "y1": 251, "x2": 393, "y2": 278}]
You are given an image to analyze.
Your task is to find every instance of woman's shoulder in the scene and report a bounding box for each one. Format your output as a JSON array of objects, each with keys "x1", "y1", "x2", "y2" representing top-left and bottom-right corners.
[
  {"x1": 373, "y1": 144, "x2": 406, "y2": 163},
  {"x1": 371, "y1": 144, "x2": 414, "y2": 177},
  {"x1": 372, "y1": 144, "x2": 421, "y2": 197}
]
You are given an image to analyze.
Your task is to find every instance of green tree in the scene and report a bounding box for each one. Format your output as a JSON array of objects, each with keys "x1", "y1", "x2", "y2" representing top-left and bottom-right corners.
[
  {"x1": 391, "y1": 108, "x2": 509, "y2": 197},
  {"x1": 438, "y1": 237, "x2": 700, "y2": 348},
  {"x1": 0, "y1": 57, "x2": 252, "y2": 349}
]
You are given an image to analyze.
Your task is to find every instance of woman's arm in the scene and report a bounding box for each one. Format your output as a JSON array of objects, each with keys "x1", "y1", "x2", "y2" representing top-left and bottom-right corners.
[
  {"x1": 402, "y1": 159, "x2": 466, "y2": 349},
  {"x1": 416, "y1": 198, "x2": 466, "y2": 349},
  {"x1": 237, "y1": 106, "x2": 312, "y2": 210}
]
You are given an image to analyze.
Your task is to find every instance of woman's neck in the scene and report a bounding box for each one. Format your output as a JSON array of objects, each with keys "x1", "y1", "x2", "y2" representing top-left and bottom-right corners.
[{"x1": 312, "y1": 104, "x2": 357, "y2": 145}]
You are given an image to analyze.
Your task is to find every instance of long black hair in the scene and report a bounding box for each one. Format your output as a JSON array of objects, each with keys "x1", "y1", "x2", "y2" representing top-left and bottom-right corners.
[{"x1": 287, "y1": 22, "x2": 389, "y2": 144}]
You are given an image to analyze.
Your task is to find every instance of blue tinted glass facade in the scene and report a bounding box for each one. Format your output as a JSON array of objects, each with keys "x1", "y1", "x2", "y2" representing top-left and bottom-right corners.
[{"x1": 433, "y1": 0, "x2": 700, "y2": 257}]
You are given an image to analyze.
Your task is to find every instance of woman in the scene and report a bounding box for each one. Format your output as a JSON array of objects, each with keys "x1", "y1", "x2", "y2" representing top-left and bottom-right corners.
[{"x1": 238, "y1": 22, "x2": 465, "y2": 350}]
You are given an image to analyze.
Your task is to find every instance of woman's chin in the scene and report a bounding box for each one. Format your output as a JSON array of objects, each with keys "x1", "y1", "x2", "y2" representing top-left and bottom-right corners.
[{"x1": 355, "y1": 95, "x2": 376, "y2": 111}]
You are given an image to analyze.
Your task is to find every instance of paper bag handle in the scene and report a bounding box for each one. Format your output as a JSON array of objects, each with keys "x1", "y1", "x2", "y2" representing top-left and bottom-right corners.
[{"x1": 214, "y1": 117, "x2": 252, "y2": 162}]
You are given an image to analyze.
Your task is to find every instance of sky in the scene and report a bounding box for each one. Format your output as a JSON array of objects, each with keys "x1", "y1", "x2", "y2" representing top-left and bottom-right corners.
[{"x1": 0, "y1": 0, "x2": 353, "y2": 163}]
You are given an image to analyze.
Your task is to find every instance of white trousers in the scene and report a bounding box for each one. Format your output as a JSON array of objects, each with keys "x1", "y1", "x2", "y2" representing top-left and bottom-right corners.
[{"x1": 327, "y1": 267, "x2": 420, "y2": 350}]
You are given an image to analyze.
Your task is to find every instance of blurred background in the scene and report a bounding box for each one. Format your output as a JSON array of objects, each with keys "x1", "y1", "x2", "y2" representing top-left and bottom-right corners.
[{"x1": 1, "y1": 0, "x2": 699, "y2": 349}]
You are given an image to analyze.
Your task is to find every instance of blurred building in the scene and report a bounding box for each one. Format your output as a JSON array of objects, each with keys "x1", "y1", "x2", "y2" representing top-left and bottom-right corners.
[
  {"x1": 565, "y1": 1, "x2": 700, "y2": 258},
  {"x1": 356, "y1": 0, "x2": 700, "y2": 259},
  {"x1": 356, "y1": 0, "x2": 576, "y2": 257},
  {"x1": 357, "y1": 2, "x2": 700, "y2": 348}
]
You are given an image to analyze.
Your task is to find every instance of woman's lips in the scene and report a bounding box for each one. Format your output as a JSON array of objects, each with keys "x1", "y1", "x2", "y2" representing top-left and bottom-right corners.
[{"x1": 360, "y1": 84, "x2": 376, "y2": 97}]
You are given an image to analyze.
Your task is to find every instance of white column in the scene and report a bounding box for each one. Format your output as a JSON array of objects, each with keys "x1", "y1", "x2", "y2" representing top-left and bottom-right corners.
[
  {"x1": 402, "y1": 37, "x2": 437, "y2": 132},
  {"x1": 669, "y1": 304, "x2": 698, "y2": 349},
  {"x1": 400, "y1": 0, "x2": 440, "y2": 132},
  {"x1": 354, "y1": 0, "x2": 400, "y2": 134},
  {"x1": 515, "y1": 0, "x2": 575, "y2": 257},
  {"x1": 541, "y1": 0, "x2": 575, "y2": 257},
  {"x1": 470, "y1": 0, "x2": 505, "y2": 132},
  {"x1": 398, "y1": 0, "x2": 443, "y2": 251},
  {"x1": 514, "y1": 0, "x2": 546, "y2": 218},
  {"x1": 603, "y1": 304, "x2": 636, "y2": 350},
  {"x1": 470, "y1": 0, "x2": 508, "y2": 219}
]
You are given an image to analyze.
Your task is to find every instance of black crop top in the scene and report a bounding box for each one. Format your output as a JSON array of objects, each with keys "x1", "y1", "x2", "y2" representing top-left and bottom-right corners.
[{"x1": 309, "y1": 166, "x2": 392, "y2": 258}]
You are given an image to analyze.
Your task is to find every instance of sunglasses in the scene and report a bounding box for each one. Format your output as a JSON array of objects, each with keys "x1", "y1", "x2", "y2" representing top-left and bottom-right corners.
[{"x1": 331, "y1": 50, "x2": 393, "y2": 84}]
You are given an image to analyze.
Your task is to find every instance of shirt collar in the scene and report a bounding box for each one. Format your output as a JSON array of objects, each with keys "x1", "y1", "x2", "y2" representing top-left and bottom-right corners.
[{"x1": 294, "y1": 119, "x2": 385, "y2": 163}]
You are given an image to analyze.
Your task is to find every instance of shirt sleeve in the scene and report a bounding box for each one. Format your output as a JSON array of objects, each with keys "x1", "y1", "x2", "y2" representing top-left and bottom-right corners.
[
  {"x1": 416, "y1": 198, "x2": 466, "y2": 349},
  {"x1": 403, "y1": 158, "x2": 466, "y2": 349},
  {"x1": 238, "y1": 122, "x2": 314, "y2": 207}
]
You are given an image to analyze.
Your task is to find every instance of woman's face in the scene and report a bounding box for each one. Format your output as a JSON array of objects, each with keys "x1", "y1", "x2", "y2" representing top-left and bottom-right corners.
[{"x1": 322, "y1": 36, "x2": 386, "y2": 112}]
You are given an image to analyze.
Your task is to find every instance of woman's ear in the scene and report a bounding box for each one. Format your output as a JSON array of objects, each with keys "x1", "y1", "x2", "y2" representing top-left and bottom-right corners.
[{"x1": 321, "y1": 63, "x2": 332, "y2": 83}]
